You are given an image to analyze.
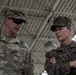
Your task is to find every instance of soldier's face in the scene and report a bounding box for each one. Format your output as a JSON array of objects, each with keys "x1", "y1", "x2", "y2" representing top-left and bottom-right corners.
[
  {"x1": 5, "y1": 17, "x2": 23, "y2": 35},
  {"x1": 54, "y1": 27, "x2": 71, "y2": 42}
]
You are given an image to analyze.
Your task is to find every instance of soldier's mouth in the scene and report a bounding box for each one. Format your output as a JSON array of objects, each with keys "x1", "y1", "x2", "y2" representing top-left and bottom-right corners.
[{"x1": 15, "y1": 28, "x2": 19, "y2": 31}]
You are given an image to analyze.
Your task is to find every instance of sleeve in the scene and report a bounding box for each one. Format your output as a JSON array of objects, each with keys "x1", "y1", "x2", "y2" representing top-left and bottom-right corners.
[
  {"x1": 54, "y1": 61, "x2": 70, "y2": 75},
  {"x1": 44, "y1": 50, "x2": 58, "y2": 75},
  {"x1": 54, "y1": 46, "x2": 76, "y2": 75},
  {"x1": 44, "y1": 49, "x2": 70, "y2": 75},
  {"x1": 45, "y1": 60, "x2": 70, "y2": 75},
  {"x1": 45, "y1": 45, "x2": 76, "y2": 75},
  {"x1": 23, "y1": 43, "x2": 34, "y2": 75},
  {"x1": 44, "y1": 58, "x2": 56, "y2": 75}
]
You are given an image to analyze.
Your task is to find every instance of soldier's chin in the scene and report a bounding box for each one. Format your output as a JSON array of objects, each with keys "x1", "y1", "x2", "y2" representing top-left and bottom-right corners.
[
  {"x1": 16, "y1": 31, "x2": 20, "y2": 34},
  {"x1": 58, "y1": 39, "x2": 64, "y2": 42},
  {"x1": 57, "y1": 38, "x2": 63, "y2": 42}
]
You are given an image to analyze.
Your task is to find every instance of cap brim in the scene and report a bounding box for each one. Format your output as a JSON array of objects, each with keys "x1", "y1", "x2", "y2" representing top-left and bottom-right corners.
[
  {"x1": 20, "y1": 19, "x2": 26, "y2": 23},
  {"x1": 51, "y1": 25, "x2": 64, "y2": 31},
  {"x1": 13, "y1": 16, "x2": 26, "y2": 23},
  {"x1": 8, "y1": 16, "x2": 26, "y2": 23},
  {"x1": 51, "y1": 25, "x2": 58, "y2": 31}
]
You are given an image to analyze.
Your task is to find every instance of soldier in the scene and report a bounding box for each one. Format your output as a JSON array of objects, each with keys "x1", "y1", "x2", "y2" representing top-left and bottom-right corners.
[
  {"x1": 45, "y1": 16, "x2": 76, "y2": 75},
  {"x1": 0, "y1": 8, "x2": 34, "y2": 75}
]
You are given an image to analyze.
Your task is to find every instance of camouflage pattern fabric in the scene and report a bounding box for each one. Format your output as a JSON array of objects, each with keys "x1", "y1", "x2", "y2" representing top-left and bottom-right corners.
[
  {"x1": 0, "y1": 35, "x2": 34, "y2": 75},
  {"x1": 45, "y1": 41, "x2": 76, "y2": 75}
]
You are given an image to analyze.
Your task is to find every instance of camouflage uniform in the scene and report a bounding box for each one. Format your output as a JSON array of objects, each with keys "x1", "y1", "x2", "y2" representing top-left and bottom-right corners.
[
  {"x1": 45, "y1": 41, "x2": 76, "y2": 75},
  {"x1": 0, "y1": 8, "x2": 34, "y2": 75},
  {"x1": 0, "y1": 35, "x2": 34, "y2": 75}
]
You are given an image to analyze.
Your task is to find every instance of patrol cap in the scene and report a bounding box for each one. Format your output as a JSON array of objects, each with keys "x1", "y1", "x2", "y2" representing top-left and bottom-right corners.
[
  {"x1": 51, "y1": 16, "x2": 71, "y2": 31},
  {"x1": 5, "y1": 8, "x2": 26, "y2": 23}
]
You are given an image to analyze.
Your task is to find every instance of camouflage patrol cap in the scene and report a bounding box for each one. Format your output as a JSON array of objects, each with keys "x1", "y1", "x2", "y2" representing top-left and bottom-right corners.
[
  {"x1": 51, "y1": 16, "x2": 72, "y2": 31},
  {"x1": 5, "y1": 8, "x2": 26, "y2": 23}
]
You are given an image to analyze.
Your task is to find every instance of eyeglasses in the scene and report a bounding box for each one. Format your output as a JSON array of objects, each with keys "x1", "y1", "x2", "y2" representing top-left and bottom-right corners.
[{"x1": 8, "y1": 17, "x2": 26, "y2": 25}]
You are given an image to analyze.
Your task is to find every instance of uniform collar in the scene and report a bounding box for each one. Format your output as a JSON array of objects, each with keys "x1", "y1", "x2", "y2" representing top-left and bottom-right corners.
[
  {"x1": 60, "y1": 41, "x2": 76, "y2": 48},
  {"x1": 69, "y1": 41, "x2": 76, "y2": 48},
  {"x1": 0, "y1": 34, "x2": 20, "y2": 44}
]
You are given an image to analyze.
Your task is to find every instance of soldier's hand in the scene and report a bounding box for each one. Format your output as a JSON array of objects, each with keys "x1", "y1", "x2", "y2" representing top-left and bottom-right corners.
[
  {"x1": 50, "y1": 57, "x2": 56, "y2": 64},
  {"x1": 69, "y1": 60, "x2": 76, "y2": 68}
]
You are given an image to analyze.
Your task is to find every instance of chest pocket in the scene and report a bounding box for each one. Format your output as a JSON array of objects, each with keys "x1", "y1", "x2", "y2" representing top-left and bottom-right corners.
[
  {"x1": 8, "y1": 43, "x2": 27, "y2": 62},
  {"x1": 56, "y1": 46, "x2": 76, "y2": 62},
  {"x1": 0, "y1": 42, "x2": 27, "y2": 62}
]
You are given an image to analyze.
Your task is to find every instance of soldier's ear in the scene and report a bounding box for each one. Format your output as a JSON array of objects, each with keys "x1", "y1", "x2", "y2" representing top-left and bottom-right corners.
[
  {"x1": 5, "y1": 17, "x2": 10, "y2": 25},
  {"x1": 5, "y1": 17, "x2": 7, "y2": 22}
]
